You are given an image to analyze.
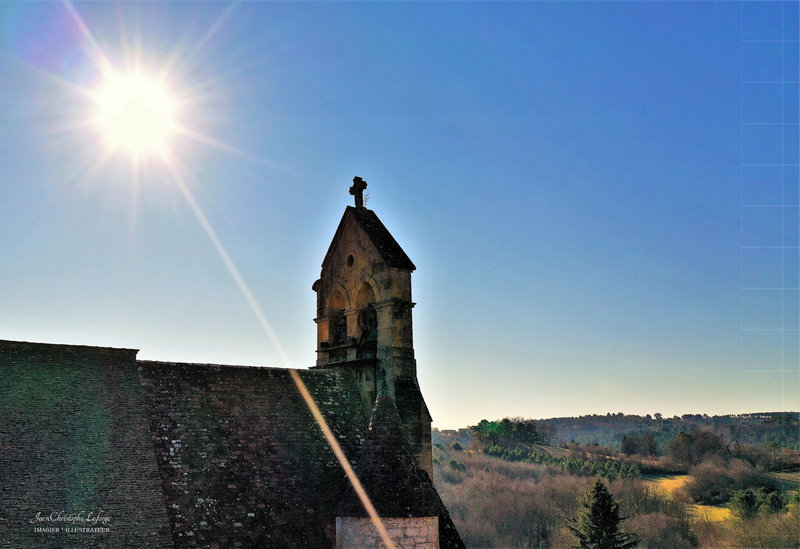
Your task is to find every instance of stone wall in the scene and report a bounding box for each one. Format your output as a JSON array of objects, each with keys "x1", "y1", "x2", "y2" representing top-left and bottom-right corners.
[{"x1": 336, "y1": 516, "x2": 439, "y2": 549}]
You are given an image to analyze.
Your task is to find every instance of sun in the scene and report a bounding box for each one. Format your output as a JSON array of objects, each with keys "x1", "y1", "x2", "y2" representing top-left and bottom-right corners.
[{"x1": 93, "y1": 70, "x2": 179, "y2": 159}]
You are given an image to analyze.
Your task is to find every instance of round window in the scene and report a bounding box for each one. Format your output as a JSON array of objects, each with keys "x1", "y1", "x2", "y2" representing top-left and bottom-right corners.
[{"x1": 346, "y1": 254, "x2": 355, "y2": 267}]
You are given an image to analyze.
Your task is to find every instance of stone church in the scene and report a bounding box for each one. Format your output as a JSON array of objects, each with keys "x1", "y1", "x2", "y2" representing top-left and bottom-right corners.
[{"x1": 0, "y1": 179, "x2": 464, "y2": 548}]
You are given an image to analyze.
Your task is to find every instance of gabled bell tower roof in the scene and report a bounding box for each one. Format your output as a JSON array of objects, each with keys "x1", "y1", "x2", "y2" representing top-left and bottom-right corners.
[{"x1": 323, "y1": 206, "x2": 416, "y2": 272}]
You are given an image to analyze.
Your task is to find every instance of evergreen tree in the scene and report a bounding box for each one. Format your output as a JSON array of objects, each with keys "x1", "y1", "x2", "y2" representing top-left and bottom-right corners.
[
  {"x1": 729, "y1": 488, "x2": 759, "y2": 519},
  {"x1": 568, "y1": 478, "x2": 639, "y2": 549},
  {"x1": 730, "y1": 487, "x2": 786, "y2": 518}
]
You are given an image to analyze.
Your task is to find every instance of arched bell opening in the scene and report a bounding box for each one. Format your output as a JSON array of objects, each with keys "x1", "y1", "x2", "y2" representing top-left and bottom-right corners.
[
  {"x1": 355, "y1": 283, "x2": 378, "y2": 359},
  {"x1": 328, "y1": 291, "x2": 348, "y2": 341}
]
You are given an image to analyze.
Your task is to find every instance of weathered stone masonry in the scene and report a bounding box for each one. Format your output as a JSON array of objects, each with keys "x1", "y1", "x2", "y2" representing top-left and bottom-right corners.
[
  {"x1": 337, "y1": 517, "x2": 439, "y2": 549},
  {"x1": 312, "y1": 204, "x2": 433, "y2": 478}
]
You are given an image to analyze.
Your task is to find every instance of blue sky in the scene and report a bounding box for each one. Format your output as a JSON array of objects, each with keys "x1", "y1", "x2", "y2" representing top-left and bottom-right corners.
[{"x1": 0, "y1": 2, "x2": 797, "y2": 428}]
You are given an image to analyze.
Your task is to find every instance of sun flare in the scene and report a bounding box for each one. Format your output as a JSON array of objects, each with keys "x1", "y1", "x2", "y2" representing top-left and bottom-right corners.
[{"x1": 93, "y1": 70, "x2": 179, "y2": 158}]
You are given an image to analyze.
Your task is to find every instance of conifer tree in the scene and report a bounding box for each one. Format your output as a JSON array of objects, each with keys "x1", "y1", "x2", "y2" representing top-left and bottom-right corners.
[{"x1": 568, "y1": 478, "x2": 639, "y2": 549}]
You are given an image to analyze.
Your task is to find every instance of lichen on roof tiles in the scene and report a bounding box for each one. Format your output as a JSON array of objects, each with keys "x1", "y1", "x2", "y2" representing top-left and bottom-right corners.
[{"x1": 138, "y1": 360, "x2": 369, "y2": 547}]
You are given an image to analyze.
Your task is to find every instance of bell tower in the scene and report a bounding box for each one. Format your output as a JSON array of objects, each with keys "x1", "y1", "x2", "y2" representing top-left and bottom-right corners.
[{"x1": 312, "y1": 177, "x2": 432, "y2": 475}]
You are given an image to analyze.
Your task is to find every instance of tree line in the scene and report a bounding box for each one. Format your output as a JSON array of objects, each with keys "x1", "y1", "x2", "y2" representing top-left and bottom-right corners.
[
  {"x1": 480, "y1": 444, "x2": 642, "y2": 481},
  {"x1": 540, "y1": 411, "x2": 799, "y2": 450},
  {"x1": 470, "y1": 417, "x2": 556, "y2": 448}
]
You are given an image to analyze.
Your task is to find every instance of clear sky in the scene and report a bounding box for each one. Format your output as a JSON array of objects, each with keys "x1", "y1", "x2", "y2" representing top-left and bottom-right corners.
[{"x1": 0, "y1": 2, "x2": 797, "y2": 428}]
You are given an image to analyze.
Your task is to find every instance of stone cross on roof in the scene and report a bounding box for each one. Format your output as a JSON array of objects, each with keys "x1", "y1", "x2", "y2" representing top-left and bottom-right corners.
[{"x1": 349, "y1": 176, "x2": 367, "y2": 208}]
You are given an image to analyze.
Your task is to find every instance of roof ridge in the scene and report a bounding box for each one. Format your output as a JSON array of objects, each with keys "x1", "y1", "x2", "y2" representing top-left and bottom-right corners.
[{"x1": 0, "y1": 339, "x2": 138, "y2": 355}]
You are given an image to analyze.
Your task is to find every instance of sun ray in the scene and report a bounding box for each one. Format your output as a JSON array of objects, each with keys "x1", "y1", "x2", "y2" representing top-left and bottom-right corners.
[
  {"x1": 61, "y1": 0, "x2": 111, "y2": 74},
  {"x1": 175, "y1": 126, "x2": 264, "y2": 161},
  {"x1": 162, "y1": 158, "x2": 395, "y2": 541},
  {"x1": 185, "y1": 58, "x2": 266, "y2": 98},
  {"x1": 189, "y1": 2, "x2": 239, "y2": 61},
  {"x1": 158, "y1": 3, "x2": 238, "y2": 80},
  {"x1": 289, "y1": 369, "x2": 396, "y2": 549},
  {"x1": 164, "y1": 157, "x2": 292, "y2": 366}
]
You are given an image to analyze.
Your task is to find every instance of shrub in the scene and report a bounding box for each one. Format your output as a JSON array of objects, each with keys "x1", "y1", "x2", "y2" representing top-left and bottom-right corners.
[
  {"x1": 448, "y1": 459, "x2": 466, "y2": 472},
  {"x1": 625, "y1": 513, "x2": 695, "y2": 549},
  {"x1": 433, "y1": 449, "x2": 588, "y2": 547},
  {"x1": 697, "y1": 511, "x2": 800, "y2": 548},
  {"x1": 683, "y1": 458, "x2": 777, "y2": 505}
]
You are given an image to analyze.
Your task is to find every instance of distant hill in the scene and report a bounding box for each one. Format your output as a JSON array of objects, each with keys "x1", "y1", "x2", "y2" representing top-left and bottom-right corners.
[
  {"x1": 435, "y1": 412, "x2": 799, "y2": 452},
  {"x1": 542, "y1": 412, "x2": 798, "y2": 450}
]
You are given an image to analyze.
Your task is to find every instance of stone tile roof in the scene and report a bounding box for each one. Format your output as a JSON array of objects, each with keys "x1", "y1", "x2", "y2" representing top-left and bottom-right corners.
[
  {"x1": 326, "y1": 206, "x2": 417, "y2": 271},
  {"x1": 335, "y1": 389, "x2": 446, "y2": 518},
  {"x1": 138, "y1": 361, "x2": 369, "y2": 548},
  {"x1": 335, "y1": 388, "x2": 465, "y2": 548},
  {"x1": 0, "y1": 340, "x2": 173, "y2": 548},
  {"x1": 1, "y1": 340, "x2": 464, "y2": 548}
]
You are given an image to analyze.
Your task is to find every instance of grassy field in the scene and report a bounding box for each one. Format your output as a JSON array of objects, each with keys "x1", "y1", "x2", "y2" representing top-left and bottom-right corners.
[
  {"x1": 772, "y1": 470, "x2": 800, "y2": 487},
  {"x1": 642, "y1": 474, "x2": 733, "y2": 522},
  {"x1": 693, "y1": 503, "x2": 733, "y2": 522},
  {"x1": 643, "y1": 474, "x2": 691, "y2": 494}
]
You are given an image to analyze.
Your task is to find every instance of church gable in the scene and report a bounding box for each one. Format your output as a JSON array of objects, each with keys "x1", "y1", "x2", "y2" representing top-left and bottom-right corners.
[
  {"x1": 322, "y1": 206, "x2": 416, "y2": 284},
  {"x1": 317, "y1": 206, "x2": 414, "y2": 336}
]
